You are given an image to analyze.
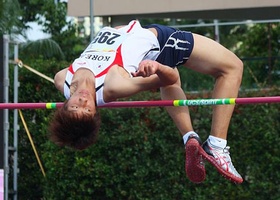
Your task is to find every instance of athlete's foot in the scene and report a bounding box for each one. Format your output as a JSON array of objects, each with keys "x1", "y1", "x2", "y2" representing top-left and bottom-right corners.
[
  {"x1": 201, "y1": 140, "x2": 243, "y2": 184},
  {"x1": 185, "y1": 135, "x2": 206, "y2": 183}
]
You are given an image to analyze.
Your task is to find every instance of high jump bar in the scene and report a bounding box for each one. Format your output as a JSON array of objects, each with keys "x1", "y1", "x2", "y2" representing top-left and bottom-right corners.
[{"x1": 0, "y1": 96, "x2": 279, "y2": 110}]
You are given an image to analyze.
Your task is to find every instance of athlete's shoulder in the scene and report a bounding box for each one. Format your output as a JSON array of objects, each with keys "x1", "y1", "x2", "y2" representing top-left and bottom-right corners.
[{"x1": 54, "y1": 67, "x2": 68, "y2": 93}]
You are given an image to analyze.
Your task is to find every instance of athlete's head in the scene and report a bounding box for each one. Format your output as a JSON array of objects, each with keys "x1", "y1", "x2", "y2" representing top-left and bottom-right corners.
[
  {"x1": 66, "y1": 88, "x2": 96, "y2": 115},
  {"x1": 49, "y1": 101, "x2": 101, "y2": 150}
]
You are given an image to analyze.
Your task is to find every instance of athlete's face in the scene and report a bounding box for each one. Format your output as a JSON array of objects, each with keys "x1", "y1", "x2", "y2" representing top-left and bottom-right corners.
[{"x1": 67, "y1": 89, "x2": 96, "y2": 116}]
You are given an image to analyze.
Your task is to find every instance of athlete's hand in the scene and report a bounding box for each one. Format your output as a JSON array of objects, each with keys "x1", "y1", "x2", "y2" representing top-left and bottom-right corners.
[{"x1": 131, "y1": 60, "x2": 160, "y2": 77}]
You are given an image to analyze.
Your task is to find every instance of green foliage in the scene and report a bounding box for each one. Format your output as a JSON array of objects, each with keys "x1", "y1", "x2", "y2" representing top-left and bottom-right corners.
[
  {"x1": 0, "y1": 0, "x2": 25, "y2": 35},
  {"x1": 0, "y1": 0, "x2": 3, "y2": 17},
  {"x1": 178, "y1": 67, "x2": 214, "y2": 91},
  {"x1": 228, "y1": 90, "x2": 280, "y2": 200},
  {"x1": 20, "y1": 38, "x2": 65, "y2": 60},
  {"x1": 8, "y1": 57, "x2": 67, "y2": 199},
  {"x1": 38, "y1": 0, "x2": 68, "y2": 36},
  {"x1": 37, "y1": 0, "x2": 86, "y2": 61},
  {"x1": 5, "y1": 0, "x2": 85, "y2": 61},
  {"x1": 52, "y1": 26, "x2": 85, "y2": 62},
  {"x1": 236, "y1": 23, "x2": 280, "y2": 88},
  {"x1": 17, "y1": 0, "x2": 45, "y2": 23}
]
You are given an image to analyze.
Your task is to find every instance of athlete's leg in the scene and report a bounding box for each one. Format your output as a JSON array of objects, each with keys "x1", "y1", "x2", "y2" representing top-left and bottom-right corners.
[
  {"x1": 161, "y1": 32, "x2": 243, "y2": 183},
  {"x1": 182, "y1": 33, "x2": 243, "y2": 183},
  {"x1": 160, "y1": 69, "x2": 206, "y2": 184},
  {"x1": 160, "y1": 69, "x2": 193, "y2": 136},
  {"x1": 184, "y1": 33, "x2": 243, "y2": 140}
]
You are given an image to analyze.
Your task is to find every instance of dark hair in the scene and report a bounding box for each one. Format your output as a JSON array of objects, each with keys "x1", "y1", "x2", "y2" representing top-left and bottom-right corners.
[{"x1": 49, "y1": 104, "x2": 101, "y2": 150}]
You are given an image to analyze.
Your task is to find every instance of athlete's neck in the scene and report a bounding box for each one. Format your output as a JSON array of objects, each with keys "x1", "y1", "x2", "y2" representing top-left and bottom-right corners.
[{"x1": 70, "y1": 69, "x2": 95, "y2": 96}]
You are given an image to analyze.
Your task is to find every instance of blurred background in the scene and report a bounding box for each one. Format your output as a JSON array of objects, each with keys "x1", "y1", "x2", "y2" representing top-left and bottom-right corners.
[{"x1": 1, "y1": 0, "x2": 280, "y2": 199}]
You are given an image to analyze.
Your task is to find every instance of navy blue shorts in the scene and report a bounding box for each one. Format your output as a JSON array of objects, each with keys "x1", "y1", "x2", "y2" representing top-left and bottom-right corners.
[{"x1": 144, "y1": 24, "x2": 194, "y2": 67}]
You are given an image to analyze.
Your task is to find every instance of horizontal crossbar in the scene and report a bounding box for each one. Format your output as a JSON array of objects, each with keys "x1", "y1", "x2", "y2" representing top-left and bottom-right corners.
[{"x1": 0, "y1": 96, "x2": 279, "y2": 110}]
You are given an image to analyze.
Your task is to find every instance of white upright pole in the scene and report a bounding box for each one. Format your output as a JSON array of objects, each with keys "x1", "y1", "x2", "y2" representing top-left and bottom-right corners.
[
  {"x1": 214, "y1": 19, "x2": 220, "y2": 43},
  {"x1": 13, "y1": 43, "x2": 19, "y2": 200},
  {"x1": 3, "y1": 35, "x2": 10, "y2": 200},
  {"x1": 90, "y1": 0, "x2": 94, "y2": 41}
]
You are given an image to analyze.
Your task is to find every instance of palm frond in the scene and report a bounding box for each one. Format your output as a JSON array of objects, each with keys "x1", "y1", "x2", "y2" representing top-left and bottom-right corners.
[{"x1": 20, "y1": 38, "x2": 65, "y2": 59}]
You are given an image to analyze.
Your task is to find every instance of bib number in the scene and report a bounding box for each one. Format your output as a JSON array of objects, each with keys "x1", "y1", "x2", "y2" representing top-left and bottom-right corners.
[
  {"x1": 92, "y1": 31, "x2": 121, "y2": 45},
  {"x1": 84, "y1": 27, "x2": 128, "y2": 53}
]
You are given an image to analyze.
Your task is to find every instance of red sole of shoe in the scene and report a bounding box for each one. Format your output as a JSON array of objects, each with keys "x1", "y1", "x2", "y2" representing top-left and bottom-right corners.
[
  {"x1": 198, "y1": 148, "x2": 243, "y2": 184},
  {"x1": 185, "y1": 139, "x2": 206, "y2": 183}
]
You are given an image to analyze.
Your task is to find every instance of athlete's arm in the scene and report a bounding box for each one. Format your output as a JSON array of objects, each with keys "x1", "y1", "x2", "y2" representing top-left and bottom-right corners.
[
  {"x1": 132, "y1": 60, "x2": 178, "y2": 86},
  {"x1": 54, "y1": 68, "x2": 68, "y2": 94},
  {"x1": 107, "y1": 63, "x2": 179, "y2": 100}
]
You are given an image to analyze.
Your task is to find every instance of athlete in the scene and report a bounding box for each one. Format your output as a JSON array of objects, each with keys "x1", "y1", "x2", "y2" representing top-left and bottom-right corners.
[{"x1": 49, "y1": 20, "x2": 243, "y2": 184}]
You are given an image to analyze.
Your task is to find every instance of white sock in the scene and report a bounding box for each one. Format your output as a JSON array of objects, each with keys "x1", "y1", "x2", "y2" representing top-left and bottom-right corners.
[
  {"x1": 183, "y1": 131, "x2": 199, "y2": 145},
  {"x1": 208, "y1": 135, "x2": 227, "y2": 148}
]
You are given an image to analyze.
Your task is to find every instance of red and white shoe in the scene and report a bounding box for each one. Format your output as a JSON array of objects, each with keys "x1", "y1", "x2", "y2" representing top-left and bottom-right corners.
[
  {"x1": 185, "y1": 135, "x2": 206, "y2": 183},
  {"x1": 201, "y1": 140, "x2": 243, "y2": 184}
]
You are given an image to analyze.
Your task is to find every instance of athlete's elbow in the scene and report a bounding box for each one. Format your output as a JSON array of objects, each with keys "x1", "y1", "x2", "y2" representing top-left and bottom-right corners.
[
  {"x1": 170, "y1": 70, "x2": 180, "y2": 85},
  {"x1": 162, "y1": 74, "x2": 179, "y2": 86}
]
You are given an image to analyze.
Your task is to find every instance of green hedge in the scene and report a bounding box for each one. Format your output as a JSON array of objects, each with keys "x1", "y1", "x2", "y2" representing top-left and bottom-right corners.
[
  {"x1": 40, "y1": 90, "x2": 280, "y2": 200},
  {"x1": 9, "y1": 59, "x2": 280, "y2": 199}
]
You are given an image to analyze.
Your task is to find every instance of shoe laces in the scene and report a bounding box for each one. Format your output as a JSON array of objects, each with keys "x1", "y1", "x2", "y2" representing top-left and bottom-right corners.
[
  {"x1": 223, "y1": 146, "x2": 231, "y2": 160},
  {"x1": 215, "y1": 146, "x2": 240, "y2": 175},
  {"x1": 211, "y1": 145, "x2": 231, "y2": 162}
]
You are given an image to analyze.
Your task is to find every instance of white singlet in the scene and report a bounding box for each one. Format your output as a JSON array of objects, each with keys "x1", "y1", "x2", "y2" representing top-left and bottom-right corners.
[{"x1": 64, "y1": 20, "x2": 160, "y2": 105}]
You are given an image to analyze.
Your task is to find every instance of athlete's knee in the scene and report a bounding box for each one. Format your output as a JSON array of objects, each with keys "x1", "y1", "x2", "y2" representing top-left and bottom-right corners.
[
  {"x1": 231, "y1": 57, "x2": 243, "y2": 85},
  {"x1": 213, "y1": 56, "x2": 243, "y2": 87}
]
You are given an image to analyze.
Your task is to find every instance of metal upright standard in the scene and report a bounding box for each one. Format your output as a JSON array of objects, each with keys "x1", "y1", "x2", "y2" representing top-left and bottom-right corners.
[
  {"x1": 3, "y1": 34, "x2": 10, "y2": 200},
  {"x1": 12, "y1": 41, "x2": 20, "y2": 200},
  {"x1": 1, "y1": 35, "x2": 19, "y2": 200},
  {"x1": 0, "y1": 34, "x2": 4, "y2": 200}
]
